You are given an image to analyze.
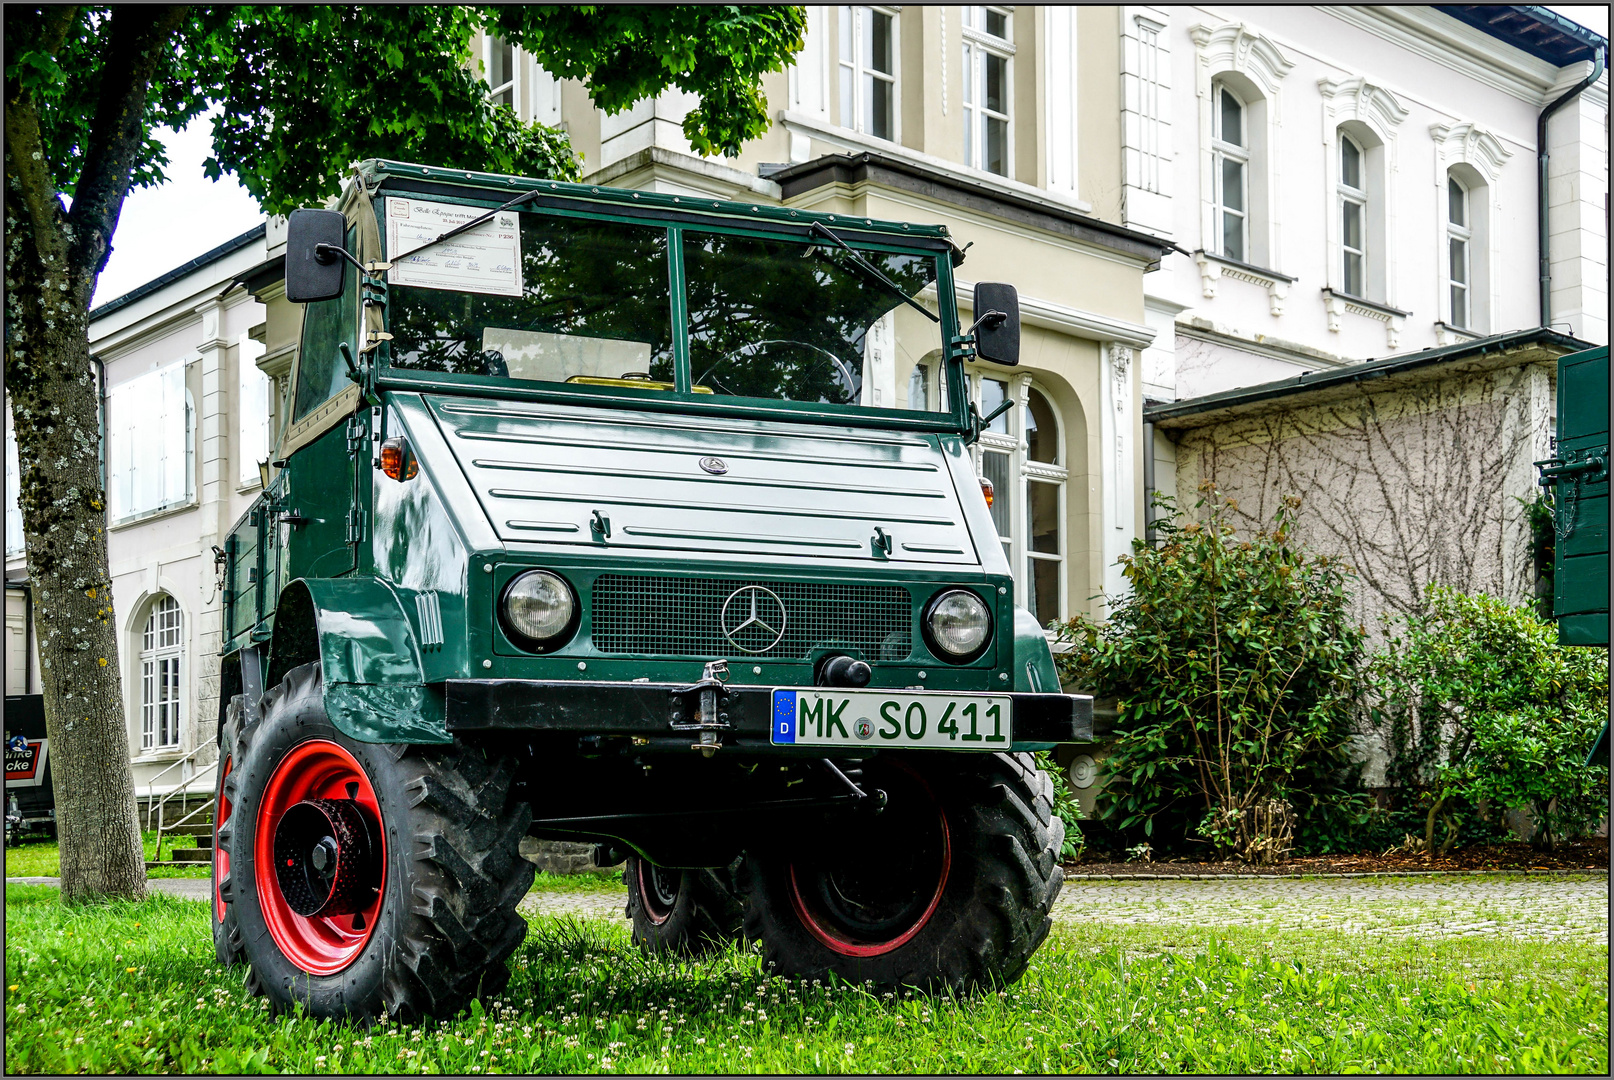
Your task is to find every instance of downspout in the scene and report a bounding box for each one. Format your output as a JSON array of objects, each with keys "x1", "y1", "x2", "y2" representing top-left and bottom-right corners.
[
  {"x1": 1538, "y1": 46, "x2": 1606, "y2": 328},
  {"x1": 1142, "y1": 419, "x2": 1157, "y2": 546}
]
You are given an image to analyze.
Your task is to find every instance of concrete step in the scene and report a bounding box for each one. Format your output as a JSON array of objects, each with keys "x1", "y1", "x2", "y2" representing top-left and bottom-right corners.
[
  {"x1": 168, "y1": 847, "x2": 213, "y2": 863},
  {"x1": 164, "y1": 822, "x2": 215, "y2": 837}
]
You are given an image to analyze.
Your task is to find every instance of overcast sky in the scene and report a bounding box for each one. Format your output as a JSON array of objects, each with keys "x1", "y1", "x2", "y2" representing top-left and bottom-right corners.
[{"x1": 89, "y1": 7, "x2": 1611, "y2": 308}]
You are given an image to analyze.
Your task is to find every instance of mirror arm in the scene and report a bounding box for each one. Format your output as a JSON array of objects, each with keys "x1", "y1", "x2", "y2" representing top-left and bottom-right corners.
[
  {"x1": 315, "y1": 242, "x2": 366, "y2": 274},
  {"x1": 964, "y1": 309, "x2": 1008, "y2": 338}
]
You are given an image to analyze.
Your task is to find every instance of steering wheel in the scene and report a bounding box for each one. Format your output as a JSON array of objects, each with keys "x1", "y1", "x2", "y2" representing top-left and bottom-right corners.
[{"x1": 699, "y1": 339, "x2": 858, "y2": 399}]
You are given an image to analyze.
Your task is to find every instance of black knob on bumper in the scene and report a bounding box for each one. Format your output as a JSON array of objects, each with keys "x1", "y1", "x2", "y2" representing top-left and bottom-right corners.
[{"x1": 819, "y1": 654, "x2": 872, "y2": 688}]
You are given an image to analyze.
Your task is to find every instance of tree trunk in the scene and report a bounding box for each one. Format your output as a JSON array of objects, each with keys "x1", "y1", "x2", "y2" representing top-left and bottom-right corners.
[{"x1": 4, "y1": 5, "x2": 191, "y2": 902}]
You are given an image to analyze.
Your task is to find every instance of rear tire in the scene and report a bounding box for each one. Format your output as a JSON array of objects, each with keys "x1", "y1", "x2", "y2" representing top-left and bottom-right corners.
[
  {"x1": 225, "y1": 662, "x2": 535, "y2": 1022},
  {"x1": 623, "y1": 855, "x2": 744, "y2": 956},
  {"x1": 741, "y1": 752, "x2": 1063, "y2": 992}
]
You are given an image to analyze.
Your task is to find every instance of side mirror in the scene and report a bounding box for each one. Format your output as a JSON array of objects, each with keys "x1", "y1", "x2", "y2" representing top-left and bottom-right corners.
[
  {"x1": 285, "y1": 208, "x2": 346, "y2": 303},
  {"x1": 972, "y1": 282, "x2": 1020, "y2": 366}
]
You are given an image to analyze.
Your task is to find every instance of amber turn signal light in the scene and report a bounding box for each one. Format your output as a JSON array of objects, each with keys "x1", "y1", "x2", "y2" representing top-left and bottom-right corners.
[
  {"x1": 979, "y1": 476, "x2": 994, "y2": 507},
  {"x1": 380, "y1": 437, "x2": 418, "y2": 481}
]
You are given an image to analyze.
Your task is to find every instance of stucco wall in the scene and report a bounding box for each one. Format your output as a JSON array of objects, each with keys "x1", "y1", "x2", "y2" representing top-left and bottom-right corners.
[{"x1": 1168, "y1": 360, "x2": 1555, "y2": 637}]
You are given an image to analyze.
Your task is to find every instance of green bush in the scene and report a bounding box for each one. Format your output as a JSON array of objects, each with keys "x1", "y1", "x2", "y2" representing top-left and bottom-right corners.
[
  {"x1": 1052, "y1": 487, "x2": 1366, "y2": 863},
  {"x1": 1035, "y1": 752, "x2": 1086, "y2": 861},
  {"x1": 1368, "y1": 586, "x2": 1609, "y2": 851}
]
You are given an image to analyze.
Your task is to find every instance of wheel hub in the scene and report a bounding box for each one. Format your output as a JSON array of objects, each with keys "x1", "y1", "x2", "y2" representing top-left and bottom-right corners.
[{"x1": 272, "y1": 798, "x2": 380, "y2": 918}]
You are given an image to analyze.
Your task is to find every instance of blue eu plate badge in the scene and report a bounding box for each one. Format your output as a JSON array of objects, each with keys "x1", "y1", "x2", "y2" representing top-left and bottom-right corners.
[{"x1": 772, "y1": 690, "x2": 796, "y2": 744}]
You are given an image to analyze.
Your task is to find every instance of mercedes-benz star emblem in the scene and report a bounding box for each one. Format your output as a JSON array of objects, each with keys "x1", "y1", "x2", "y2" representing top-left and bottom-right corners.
[
  {"x1": 699, "y1": 456, "x2": 728, "y2": 475},
  {"x1": 720, "y1": 585, "x2": 787, "y2": 654}
]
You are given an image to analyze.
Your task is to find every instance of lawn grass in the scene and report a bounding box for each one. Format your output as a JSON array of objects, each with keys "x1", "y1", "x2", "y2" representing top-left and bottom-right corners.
[
  {"x1": 4, "y1": 881, "x2": 1606, "y2": 1074},
  {"x1": 3, "y1": 832, "x2": 209, "y2": 879},
  {"x1": 530, "y1": 869, "x2": 628, "y2": 894}
]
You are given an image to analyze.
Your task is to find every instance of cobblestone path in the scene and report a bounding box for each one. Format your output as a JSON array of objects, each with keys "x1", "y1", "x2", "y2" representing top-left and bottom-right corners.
[
  {"x1": 10, "y1": 872, "x2": 1605, "y2": 944},
  {"x1": 512, "y1": 874, "x2": 1609, "y2": 945}
]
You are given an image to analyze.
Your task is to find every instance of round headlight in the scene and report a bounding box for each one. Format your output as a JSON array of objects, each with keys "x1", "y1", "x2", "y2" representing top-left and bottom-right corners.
[
  {"x1": 925, "y1": 589, "x2": 992, "y2": 661},
  {"x1": 501, "y1": 570, "x2": 576, "y2": 649}
]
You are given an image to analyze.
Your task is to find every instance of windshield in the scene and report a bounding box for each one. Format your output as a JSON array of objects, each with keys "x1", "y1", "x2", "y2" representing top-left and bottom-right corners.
[{"x1": 382, "y1": 200, "x2": 950, "y2": 414}]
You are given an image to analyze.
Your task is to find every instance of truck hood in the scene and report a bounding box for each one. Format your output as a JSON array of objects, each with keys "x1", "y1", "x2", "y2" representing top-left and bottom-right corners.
[{"x1": 421, "y1": 395, "x2": 982, "y2": 566}]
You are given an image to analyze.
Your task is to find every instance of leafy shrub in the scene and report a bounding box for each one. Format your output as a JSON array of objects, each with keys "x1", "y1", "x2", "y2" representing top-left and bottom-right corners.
[
  {"x1": 1368, "y1": 586, "x2": 1609, "y2": 851},
  {"x1": 1053, "y1": 487, "x2": 1366, "y2": 863},
  {"x1": 1035, "y1": 752, "x2": 1086, "y2": 861}
]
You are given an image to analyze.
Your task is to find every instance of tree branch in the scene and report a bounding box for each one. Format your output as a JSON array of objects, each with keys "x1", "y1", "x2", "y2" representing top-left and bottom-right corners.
[{"x1": 65, "y1": 4, "x2": 189, "y2": 280}]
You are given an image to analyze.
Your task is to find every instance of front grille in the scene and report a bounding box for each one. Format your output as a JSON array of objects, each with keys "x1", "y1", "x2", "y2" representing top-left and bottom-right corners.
[{"x1": 592, "y1": 575, "x2": 912, "y2": 660}]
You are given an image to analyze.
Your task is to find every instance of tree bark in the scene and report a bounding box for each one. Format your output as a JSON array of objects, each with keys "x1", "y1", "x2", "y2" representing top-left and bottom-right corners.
[{"x1": 4, "y1": 5, "x2": 189, "y2": 903}]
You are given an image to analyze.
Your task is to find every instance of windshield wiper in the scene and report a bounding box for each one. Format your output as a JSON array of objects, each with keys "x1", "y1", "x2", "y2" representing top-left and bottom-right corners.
[
  {"x1": 393, "y1": 188, "x2": 544, "y2": 263},
  {"x1": 808, "y1": 221, "x2": 940, "y2": 323}
]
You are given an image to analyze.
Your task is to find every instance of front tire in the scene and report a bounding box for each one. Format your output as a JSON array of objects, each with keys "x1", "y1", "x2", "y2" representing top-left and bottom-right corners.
[
  {"x1": 623, "y1": 855, "x2": 745, "y2": 956},
  {"x1": 224, "y1": 662, "x2": 535, "y2": 1022},
  {"x1": 742, "y1": 752, "x2": 1063, "y2": 992}
]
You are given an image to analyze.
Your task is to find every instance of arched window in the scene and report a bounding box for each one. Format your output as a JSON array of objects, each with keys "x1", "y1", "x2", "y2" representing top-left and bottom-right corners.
[
  {"x1": 140, "y1": 596, "x2": 183, "y2": 751},
  {"x1": 1211, "y1": 82, "x2": 1249, "y2": 262},
  {"x1": 967, "y1": 373, "x2": 1067, "y2": 625},
  {"x1": 1021, "y1": 387, "x2": 1065, "y2": 625},
  {"x1": 1447, "y1": 173, "x2": 1472, "y2": 329},
  {"x1": 1338, "y1": 132, "x2": 1368, "y2": 297}
]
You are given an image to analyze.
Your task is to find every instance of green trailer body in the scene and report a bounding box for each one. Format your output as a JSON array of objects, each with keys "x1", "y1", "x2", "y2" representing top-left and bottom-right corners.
[
  {"x1": 210, "y1": 160, "x2": 1087, "y2": 1021},
  {"x1": 1535, "y1": 344, "x2": 1609, "y2": 767}
]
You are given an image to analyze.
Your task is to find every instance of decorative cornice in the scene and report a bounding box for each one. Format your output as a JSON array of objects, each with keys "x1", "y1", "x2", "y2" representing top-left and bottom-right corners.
[
  {"x1": 1192, "y1": 250, "x2": 1293, "y2": 316},
  {"x1": 1429, "y1": 120, "x2": 1514, "y2": 182},
  {"x1": 948, "y1": 279, "x2": 1156, "y2": 348},
  {"x1": 1189, "y1": 21, "x2": 1294, "y2": 97},
  {"x1": 1319, "y1": 77, "x2": 1410, "y2": 136},
  {"x1": 1323, "y1": 6, "x2": 1564, "y2": 105}
]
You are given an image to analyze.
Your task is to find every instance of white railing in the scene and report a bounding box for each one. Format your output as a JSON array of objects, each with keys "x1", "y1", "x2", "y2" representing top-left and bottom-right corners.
[{"x1": 141, "y1": 745, "x2": 215, "y2": 863}]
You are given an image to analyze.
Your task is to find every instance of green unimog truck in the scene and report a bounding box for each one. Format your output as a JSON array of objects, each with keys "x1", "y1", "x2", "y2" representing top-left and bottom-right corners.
[{"x1": 211, "y1": 159, "x2": 1092, "y2": 1023}]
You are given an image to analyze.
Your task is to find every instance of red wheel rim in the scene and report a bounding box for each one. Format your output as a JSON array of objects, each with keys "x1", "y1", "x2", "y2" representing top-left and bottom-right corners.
[
  {"x1": 253, "y1": 739, "x2": 385, "y2": 975},
  {"x1": 787, "y1": 765, "x2": 951, "y2": 958},
  {"x1": 213, "y1": 755, "x2": 232, "y2": 923},
  {"x1": 637, "y1": 861, "x2": 678, "y2": 926}
]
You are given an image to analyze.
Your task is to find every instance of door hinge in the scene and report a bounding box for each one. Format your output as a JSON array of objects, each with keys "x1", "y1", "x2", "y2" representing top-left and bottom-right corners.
[
  {"x1": 346, "y1": 415, "x2": 368, "y2": 456},
  {"x1": 346, "y1": 507, "x2": 368, "y2": 544}
]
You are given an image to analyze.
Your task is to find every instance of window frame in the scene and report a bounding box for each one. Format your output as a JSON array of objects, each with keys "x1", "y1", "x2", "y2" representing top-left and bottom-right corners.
[
  {"x1": 107, "y1": 362, "x2": 195, "y2": 524},
  {"x1": 1446, "y1": 174, "x2": 1472, "y2": 330},
  {"x1": 961, "y1": 5, "x2": 1015, "y2": 178},
  {"x1": 1210, "y1": 82, "x2": 1249, "y2": 263},
  {"x1": 1337, "y1": 132, "x2": 1368, "y2": 299},
  {"x1": 373, "y1": 187, "x2": 970, "y2": 433},
  {"x1": 139, "y1": 596, "x2": 183, "y2": 752},
  {"x1": 485, "y1": 34, "x2": 517, "y2": 110},
  {"x1": 965, "y1": 370, "x2": 1066, "y2": 625},
  {"x1": 837, "y1": 5, "x2": 900, "y2": 143}
]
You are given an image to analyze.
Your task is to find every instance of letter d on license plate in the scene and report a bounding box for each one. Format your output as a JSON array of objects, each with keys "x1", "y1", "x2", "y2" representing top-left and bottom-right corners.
[{"x1": 770, "y1": 689, "x2": 1011, "y2": 750}]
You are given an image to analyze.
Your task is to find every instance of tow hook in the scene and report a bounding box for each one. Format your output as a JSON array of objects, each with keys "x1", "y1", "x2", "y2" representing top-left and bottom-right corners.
[
  {"x1": 669, "y1": 660, "x2": 732, "y2": 757},
  {"x1": 821, "y1": 758, "x2": 887, "y2": 815}
]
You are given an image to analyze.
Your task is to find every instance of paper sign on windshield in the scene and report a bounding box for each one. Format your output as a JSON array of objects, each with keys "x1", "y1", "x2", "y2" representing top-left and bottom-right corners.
[{"x1": 385, "y1": 198, "x2": 524, "y2": 297}]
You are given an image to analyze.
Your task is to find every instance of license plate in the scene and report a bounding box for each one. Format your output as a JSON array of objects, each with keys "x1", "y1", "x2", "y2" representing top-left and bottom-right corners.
[{"x1": 770, "y1": 688, "x2": 1012, "y2": 750}]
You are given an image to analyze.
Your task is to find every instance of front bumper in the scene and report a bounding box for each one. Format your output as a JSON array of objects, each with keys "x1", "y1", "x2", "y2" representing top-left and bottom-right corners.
[{"x1": 446, "y1": 679, "x2": 1092, "y2": 752}]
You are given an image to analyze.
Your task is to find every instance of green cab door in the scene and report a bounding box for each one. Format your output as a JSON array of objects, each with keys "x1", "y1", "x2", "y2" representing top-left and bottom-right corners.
[{"x1": 1541, "y1": 345, "x2": 1609, "y2": 647}]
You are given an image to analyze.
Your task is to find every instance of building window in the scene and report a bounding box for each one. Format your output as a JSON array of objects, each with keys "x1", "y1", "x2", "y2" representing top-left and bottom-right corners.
[
  {"x1": 968, "y1": 373, "x2": 1066, "y2": 625},
  {"x1": 237, "y1": 333, "x2": 272, "y2": 487},
  {"x1": 962, "y1": 6, "x2": 1012, "y2": 176},
  {"x1": 1338, "y1": 132, "x2": 1368, "y2": 298},
  {"x1": 140, "y1": 596, "x2": 183, "y2": 751},
  {"x1": 1447, "y1": 175, "x2": 1471, "y2": 329},
  {"x1": 107, "y1": 362, "x2": 193, "y2": 522},
  {"x1": 1211, "y1": 82, "x2": 1248, "y2": 262},
  {"x1": 1022, "y1": 387, "x2": 1064, "y2": 625},
  {"x1": 486, "y1": 35, "x2": 515, "y2": 109},
  {"x1": 838, "y1": 6, "x2": 896, "y2": 141}
]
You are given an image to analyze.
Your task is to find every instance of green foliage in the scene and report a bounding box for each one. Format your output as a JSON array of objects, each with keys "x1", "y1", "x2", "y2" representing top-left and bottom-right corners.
[
  {"x1": 5, "y1": 884, "x2": 1606, "y2": 1074},
  {"x1": 5, "y1": 4, "x2": 806, "y2": 216},
  {"x1": 1035, "y1": 752, "x2": 1086, "y2": 861},
  {"x1": 1368, "y1": 586, "x2": 1610, "y2": 851},
  {"x1": 1054, "y1": 488, "x2": 1366, "y2": 862},
  {"x1": 487, "y1": 6, "x2": 807, "y2": 160}
]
